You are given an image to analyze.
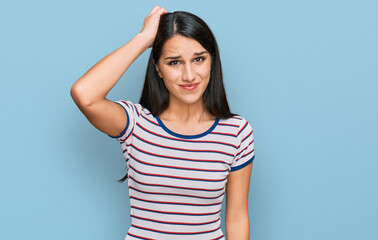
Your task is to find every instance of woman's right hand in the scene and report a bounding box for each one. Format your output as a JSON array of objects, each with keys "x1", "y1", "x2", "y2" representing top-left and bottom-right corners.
[{"x1": 139, "y1": 5, "x2": 168, "y2": 48}]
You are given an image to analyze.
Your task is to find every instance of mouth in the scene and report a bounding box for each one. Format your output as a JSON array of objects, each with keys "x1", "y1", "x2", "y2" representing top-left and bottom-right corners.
[{"x1": 179, "y1": 82, "x2": 199, "y2": 91}]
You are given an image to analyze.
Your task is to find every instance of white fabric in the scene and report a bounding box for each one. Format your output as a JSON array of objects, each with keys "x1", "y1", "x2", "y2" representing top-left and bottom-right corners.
[{"x1": 110, "y1": 100, "x2": 255, "y2": 240}]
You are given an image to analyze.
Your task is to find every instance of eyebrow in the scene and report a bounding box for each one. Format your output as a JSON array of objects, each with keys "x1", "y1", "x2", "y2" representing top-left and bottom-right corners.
[{"x1": 164, "y1": 51, "x2": 208, "y2": 60}]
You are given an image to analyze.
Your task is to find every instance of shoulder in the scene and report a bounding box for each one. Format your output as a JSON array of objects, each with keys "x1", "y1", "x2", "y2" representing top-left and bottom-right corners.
[
  {"x1": 218, "y1": 115, "x2": 253, "y2": 138},
  {"x1": 115, "y1": 100, "x2": 152, "y2": 117}
]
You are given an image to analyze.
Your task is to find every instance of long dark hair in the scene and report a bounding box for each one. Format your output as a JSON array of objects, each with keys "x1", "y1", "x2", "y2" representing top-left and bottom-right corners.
[
  {"x1": 140, "y1": 11, "x2": 235, "y2": 118},
  {"x1": 118, "y1": 11, "x2": 235, "y2": 183}
]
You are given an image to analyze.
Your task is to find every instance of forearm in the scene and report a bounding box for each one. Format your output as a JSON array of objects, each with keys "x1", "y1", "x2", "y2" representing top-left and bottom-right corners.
[
  {"x1": 71, "y1": 33, "x2": 150, "y2": 106},
  {"x1": 225, "y1": 213, "x2": 250, "y2": 240}
]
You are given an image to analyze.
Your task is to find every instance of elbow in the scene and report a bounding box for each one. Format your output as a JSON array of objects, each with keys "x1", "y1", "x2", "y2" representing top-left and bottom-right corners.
[
  {"x1": 70, "y1": 82, "x2": 92, "y2": 108},
  {"x1": 226, "y1": 218, "x2": 250, "y2": 240},
  {"x1": 226, "y1": 211, "x2": 250, "y2": 240}
]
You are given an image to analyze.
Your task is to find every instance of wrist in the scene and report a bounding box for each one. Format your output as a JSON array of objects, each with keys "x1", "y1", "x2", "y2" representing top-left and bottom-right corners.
[{"x1": 134, "y1": 32, "x2": 154, "y2": 50}]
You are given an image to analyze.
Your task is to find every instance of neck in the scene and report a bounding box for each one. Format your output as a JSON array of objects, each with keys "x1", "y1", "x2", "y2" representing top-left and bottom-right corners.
[{"x1": 159, "y1": 97, "x2": 214, "y2": 123}]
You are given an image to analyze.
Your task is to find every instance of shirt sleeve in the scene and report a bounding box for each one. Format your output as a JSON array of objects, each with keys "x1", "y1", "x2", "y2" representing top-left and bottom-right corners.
[
  {"x1": 108, "y1": 100, "x2": 141, "y2": 143},
  {"x1": 230, "y1": 119, "x2": 255, "y2": 171}
]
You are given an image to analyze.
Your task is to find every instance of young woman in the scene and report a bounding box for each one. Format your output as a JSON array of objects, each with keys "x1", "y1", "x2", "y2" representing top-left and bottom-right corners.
[{"x1": 71, "y1": 5, "x2": 255, "y2": 240}]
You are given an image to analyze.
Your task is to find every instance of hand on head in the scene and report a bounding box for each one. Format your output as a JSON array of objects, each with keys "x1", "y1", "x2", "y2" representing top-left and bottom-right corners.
[{"x1": 140, "y1": 5, "x2": 168, "y2": 48}]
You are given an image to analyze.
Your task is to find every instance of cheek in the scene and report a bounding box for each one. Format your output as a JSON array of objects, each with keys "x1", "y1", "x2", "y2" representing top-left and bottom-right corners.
[
  {"x1": 196, "y1": 60, "x2": 212, "y2": 77},
  {"x1": 161, "y1": 72, "x2": 179, "y2": 91},
  {"x1": 161, "y1": 67, "x2": 180, "y2": 81},
  {"x1": 197, "y1": 66, "x2": 211, "y2": 80}
]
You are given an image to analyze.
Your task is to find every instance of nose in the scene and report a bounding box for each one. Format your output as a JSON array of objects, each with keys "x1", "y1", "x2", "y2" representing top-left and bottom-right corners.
[{"x1": 182, "y1": 63, "x2": 196, "y2": 82}]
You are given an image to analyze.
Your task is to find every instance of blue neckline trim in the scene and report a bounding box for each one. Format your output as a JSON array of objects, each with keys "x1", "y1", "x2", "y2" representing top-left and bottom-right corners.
[{"x1": 155, "y1": 116, "x2": 220, "y2": 139}]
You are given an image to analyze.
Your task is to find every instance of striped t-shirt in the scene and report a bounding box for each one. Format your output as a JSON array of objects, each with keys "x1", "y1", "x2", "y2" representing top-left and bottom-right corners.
[{"x1": 110, "y1": 100, "x2": 255, "y2": 240}]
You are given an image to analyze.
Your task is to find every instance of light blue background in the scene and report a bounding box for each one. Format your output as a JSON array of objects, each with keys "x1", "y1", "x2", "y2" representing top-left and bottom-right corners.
[{"x1": 1, "y1": 0, "x2": 377, "y2": 239}]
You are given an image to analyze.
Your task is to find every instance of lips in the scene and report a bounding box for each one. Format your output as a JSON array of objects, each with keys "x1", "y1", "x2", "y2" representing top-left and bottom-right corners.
[{"x1": 179, "y1": 82, "x2": 199, "y2": 91}]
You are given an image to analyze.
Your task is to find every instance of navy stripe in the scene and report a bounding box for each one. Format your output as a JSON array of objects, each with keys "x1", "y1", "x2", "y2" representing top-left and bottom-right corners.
[
  {"x1": 133, "y1": 133, "x2": 234, "y2": 157},
  {"x1": 141, "y1": 114, "x2": 160, "y2": 126},
  {"x1": 133, "y1": 104, "x2": 140, "y2": 116},
  {"x1": 131, "y1": 214, "x2": 220, "y2": 226},
  {"x1": 136, "y1": 122, "x2": 237, "y2": 148},
  {"x1": 127, "y1": 233, "x2": 150, "y2": 240},
  {"x1": 131, "y1": 224, "x2": 221, "y2": 235},
  {"x1": 217, "y1": 122, "x2": 239, "y2": 128},
  {"x1": 236, "y1": 139, "x2": 254, "y2": 156},
  {"x1": 131, "y1": 205, "x2": 222, "y2": 216},
  {"x1": 129, "y1": 154, "x2": 228, "y2": 172},
  {"x1": 210, "y1": 131, "x2": 237, "y2": 137},
  {"x1": 129, "y1": 151, "x2": 228, "y2": 172},
  {"x1": 237, "y1": 121, "x2": 248, "y2": 137},
  {"x1": 129, "y1": 165, "x2": 227, "y2": 183},
  {"x1": 120, "y1": 129, "x2": 133, "y2": 143},
  {"x1": 129, "y1": 175, "x2": 224, "y2": 192},
  {"x1": 213, "y1": 235, "x2": 225, "y2": 240},
  {"x1": 129, "y1": 185, "x2": 224, "y2": 200},
  {"x1": 130, "y1": 195, "x2": 223, "y2": 207},
  {"x1": 128, "y1": 144, "x2": 232, "y2": 166},
  {"x1": 241, "y1": 148, "x2": 255, "y2": 158},
  {"x1": 241, "y1": 130, "x2": 253, "y2": 144},
  {"x1": 130, "y1": 154, "x2": 228, "y2": 173}
]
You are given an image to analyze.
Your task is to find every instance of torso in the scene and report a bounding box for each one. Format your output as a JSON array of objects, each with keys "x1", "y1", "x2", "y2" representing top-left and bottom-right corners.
[{"x1": 113, "y1": 100, "x2": 254, "y2": 240}]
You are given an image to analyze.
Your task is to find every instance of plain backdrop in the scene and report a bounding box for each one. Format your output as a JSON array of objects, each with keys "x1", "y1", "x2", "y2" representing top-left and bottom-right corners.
[{"x1": 1, "y1": 0, "x2": 377, "y2": 239}]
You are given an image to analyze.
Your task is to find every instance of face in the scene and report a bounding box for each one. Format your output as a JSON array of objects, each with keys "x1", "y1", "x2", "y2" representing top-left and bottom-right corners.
[{"x1": 155, "y1": 35, "x2": 212, "y2": 107}]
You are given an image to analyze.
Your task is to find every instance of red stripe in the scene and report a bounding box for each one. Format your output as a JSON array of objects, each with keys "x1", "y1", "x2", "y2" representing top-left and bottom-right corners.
[
  {"x1": 129, "y1": 144, "x2": 231, "y2": 165},
  {"x1": 241, "y1": 130, "x2": 253, "y2": 143},
  {"x1": 132, "y1": 223, "x2": 221, "y2": 235},
  {"x1": 132, "y1": 205, "x2": 221, "y2": 216},
  {"x1": 129, "y1": 175, "x2": 224, "y2": 192},
  {"x1": 130, "y1": 195, "x2": 223, "y2": 206},
  {"x1": 120, "y1": 128, "x2": 134, "y2": 143},
  {"x1": 237, "y1": 122, "x2": 248, "y2": 136},
  {"x1": 131, "y1": 214, "x2": 220, "y2": 225},
  {"x1": 218, "y1": 122, "x2": 239, "y2": 127},
  {"x1": 135, "y1": 105, "x2": 140, "y2": 116},
  {"x1": 232, "y1": 116, "x2": 243, "y2": 120},
  {"x1": 141, "y1": 114, "x2": 159, "y2": 126},
  {"x1": 242, "y1": 148, "x2": 255, "y2": 158},
  {"x1": 235, "y1": 138, "x2": 253, "y2": 150},
  {"x1": 210, "y1": 235, "x2": 225, "y2": 240},
  {"x1": 127, "y1": 232, "x2": 154, "y2": 240},
  {"x1": 136, "y1": 122, "x2": 237, "y2": 148},
  {"x1": 130, "y1": 165, "x2": 227, "y2": 182},
  {"x1": 129, "y1": 185, "x2": 225, "y2": 199},
  {"x1": 236, "y1": 141, "x2": 254, "y2": 156},
  {"x1": 234, "y1": 149, "x2": 255, "y2": 164},
  {"x1": 211, "y1": 131, "x2": 237, "y2": 137},
  {"x1": 133, "y1": 133, "x2": 233, "y2": 156},
  {"x1": 130, "y1": 152, "x2": 227, "y2": 172},
  {"x1": 120, "y1": 100, "x2": 129, "y2": 106}
]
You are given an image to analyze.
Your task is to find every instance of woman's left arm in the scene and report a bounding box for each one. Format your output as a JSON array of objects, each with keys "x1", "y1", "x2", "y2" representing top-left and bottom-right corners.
[{"x1": 225, "y1": 162, "x2": 253, "y2": 240}]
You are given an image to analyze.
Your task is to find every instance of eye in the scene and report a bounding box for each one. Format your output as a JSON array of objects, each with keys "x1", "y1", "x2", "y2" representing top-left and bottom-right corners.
[
  {"x1": 168, "y1": 60, "x2": 180, "y2": 66},
  {"x1": 194, "y1": 57, "x2": 205, "y2": 62}
]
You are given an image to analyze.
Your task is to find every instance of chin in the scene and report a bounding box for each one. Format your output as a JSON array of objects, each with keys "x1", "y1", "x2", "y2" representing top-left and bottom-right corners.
[{"x1": 175, "y1": 95, "x2": 204, "y2": 106}]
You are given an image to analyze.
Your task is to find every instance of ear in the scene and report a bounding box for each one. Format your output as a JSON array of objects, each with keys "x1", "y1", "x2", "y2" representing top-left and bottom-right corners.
[{"x1": 153, "y1": 60, "x2": 163, "y2": 78}]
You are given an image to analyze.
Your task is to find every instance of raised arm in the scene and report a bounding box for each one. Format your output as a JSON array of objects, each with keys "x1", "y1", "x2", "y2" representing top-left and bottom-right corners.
[
  {"x1": 225, "y1": 162, "x2": 253, "y2": 240},
  {"x1": 70, "y1": 5, "x2": 167, "y2": 137}
]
